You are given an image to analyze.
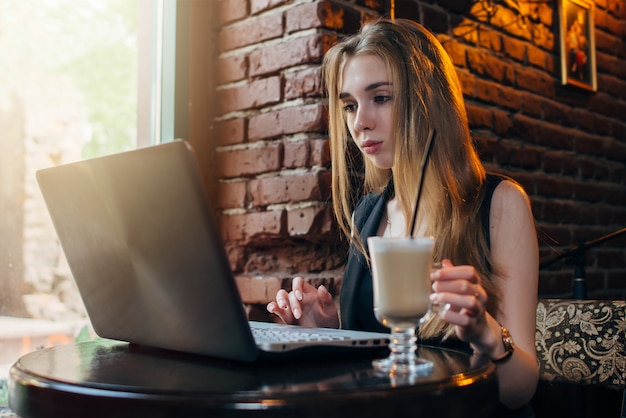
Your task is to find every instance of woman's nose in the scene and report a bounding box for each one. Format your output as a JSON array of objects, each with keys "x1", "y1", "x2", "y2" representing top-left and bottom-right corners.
[{"x1": 354, "y1": 106, "x2": 374, "y2": 131}]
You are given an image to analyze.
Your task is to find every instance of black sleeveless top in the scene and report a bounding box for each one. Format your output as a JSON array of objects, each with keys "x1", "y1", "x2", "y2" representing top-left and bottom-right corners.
[
  {"x1": 339, "y1": 173, "x2": 536, "y2": 417},
  {"x1": 339, "y1": 173, "x2": 505, "y2": 333}
]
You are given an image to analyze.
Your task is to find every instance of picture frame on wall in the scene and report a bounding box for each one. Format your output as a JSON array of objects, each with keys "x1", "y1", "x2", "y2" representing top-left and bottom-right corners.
[{"x1": 559, "y1": 0, "x2": 597, "y2": 91}]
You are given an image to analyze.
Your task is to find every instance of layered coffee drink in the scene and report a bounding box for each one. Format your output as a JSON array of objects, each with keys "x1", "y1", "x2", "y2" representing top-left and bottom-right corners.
[{"x1": 368, "y1": 237, "x2": 435, "y2": 328}]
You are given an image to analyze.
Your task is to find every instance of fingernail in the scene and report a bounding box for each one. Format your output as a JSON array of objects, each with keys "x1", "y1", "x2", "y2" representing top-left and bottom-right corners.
[
  {"x1": 429, "y1": 293, "x2": 438, "y2": 302},
  {"x1": 295, "y1": 290, "x2": 303, "y2": 301},
  {"x1": 293, "y1": 308, "x2": 301, "y2": 319},
  {"x1": 278, "y1": 299, "x2": 286, "y2": 309}
]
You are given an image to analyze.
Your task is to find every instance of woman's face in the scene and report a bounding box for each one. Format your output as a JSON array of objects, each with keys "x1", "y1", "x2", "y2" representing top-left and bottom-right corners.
[{"x1": 340, "y1": 54, "x2": 395, "y2": 169}]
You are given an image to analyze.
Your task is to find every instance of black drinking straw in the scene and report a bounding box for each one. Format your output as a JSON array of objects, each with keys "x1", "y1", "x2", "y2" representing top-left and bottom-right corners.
[{"x1": 408, "y1": 129, "x2": 436, "y2": 238}]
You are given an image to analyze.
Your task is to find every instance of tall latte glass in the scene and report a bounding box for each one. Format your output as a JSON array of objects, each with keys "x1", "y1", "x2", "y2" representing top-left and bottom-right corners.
[{"x1": 367, "y1": 236, "x2": 435, "y2": 376}]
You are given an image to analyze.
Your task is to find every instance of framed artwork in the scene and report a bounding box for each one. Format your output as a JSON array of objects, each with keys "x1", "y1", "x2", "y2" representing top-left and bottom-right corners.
[{"x1": 559, "y1": 0, "x2": 596, "y2": 91}]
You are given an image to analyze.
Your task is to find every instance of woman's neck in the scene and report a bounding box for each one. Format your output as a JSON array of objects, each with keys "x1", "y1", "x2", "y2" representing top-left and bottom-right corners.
[
  {"x1": 379, "y1": 198, "x2": 406, "y2": 237},
  {"x1": 380, "y1": 197, "x2": 429, "y2": 238}
]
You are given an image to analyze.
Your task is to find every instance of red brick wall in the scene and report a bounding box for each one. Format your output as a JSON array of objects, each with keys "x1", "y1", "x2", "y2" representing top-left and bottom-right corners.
[{"x1": 212, "y1": 0, "x2": 626, "y2": 316}]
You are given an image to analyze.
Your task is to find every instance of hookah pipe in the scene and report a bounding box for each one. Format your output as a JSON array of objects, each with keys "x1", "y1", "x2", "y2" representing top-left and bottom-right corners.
[{"x1": 539, "y1": 227, "x2": 626, "y2": 299}]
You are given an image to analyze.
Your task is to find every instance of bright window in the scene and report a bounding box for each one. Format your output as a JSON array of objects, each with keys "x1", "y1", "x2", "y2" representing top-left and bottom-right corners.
[{"x1": 0, "y1": 0, "x2": 143, "y2": 330}]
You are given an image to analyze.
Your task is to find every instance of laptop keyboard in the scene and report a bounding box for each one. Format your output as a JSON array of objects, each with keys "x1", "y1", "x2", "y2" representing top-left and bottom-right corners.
[{"x1": 251, "y1": 326, "x2": 349, "y2": 343}]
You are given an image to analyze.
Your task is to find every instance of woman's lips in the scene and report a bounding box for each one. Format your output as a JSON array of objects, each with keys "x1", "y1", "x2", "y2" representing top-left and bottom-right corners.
[{"x1": 361, "y1": 140, "x2": 382, "y2": 154}]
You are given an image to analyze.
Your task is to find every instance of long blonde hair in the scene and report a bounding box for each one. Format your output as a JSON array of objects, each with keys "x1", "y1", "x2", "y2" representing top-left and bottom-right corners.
[{"x1": 323, "y1": 18, "x2": 500, "y2": 338}]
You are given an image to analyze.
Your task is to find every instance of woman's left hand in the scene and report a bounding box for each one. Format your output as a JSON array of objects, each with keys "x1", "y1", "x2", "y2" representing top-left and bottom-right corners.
[{"x1": 430, "y1": 259, "x2": 491, "y2": 344}]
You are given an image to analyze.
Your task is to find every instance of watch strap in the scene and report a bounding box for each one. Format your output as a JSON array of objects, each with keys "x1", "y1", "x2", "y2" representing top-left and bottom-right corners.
[{"x1": 491, "y1": 326, "x2": 514, "y2": 364}]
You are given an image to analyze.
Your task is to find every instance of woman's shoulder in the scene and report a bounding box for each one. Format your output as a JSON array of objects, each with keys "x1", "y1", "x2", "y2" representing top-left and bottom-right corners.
[
  {"x1": 352, "y1": 191, "x2": 383, "y2": 233},
  {"x1": 492, "y1": 176, "x2": 531, "y2": 207},
  {"x1": 489, "y1": 175, "x2": 535, "y2": 232},
  {"x1": 354, "y1": 192, "x2": 379, "y2": 218},
  {"x1": 484, "y1": 173, "x2": 531, "y2": 206},
  {"x1": 353, "y1": 180, "x2": 394, "y2": 224}
]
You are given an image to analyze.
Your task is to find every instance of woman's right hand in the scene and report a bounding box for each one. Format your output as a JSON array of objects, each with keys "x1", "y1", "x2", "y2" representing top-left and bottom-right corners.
[{"x1": 266, "y1": 277, "x2": 339, "y2": 328}]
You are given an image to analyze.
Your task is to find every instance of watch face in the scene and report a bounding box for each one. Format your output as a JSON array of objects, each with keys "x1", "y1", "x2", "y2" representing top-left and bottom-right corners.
[
  {"x1": 491, "y1": 326, "x2": 514, "y2": 364},
  {"x1": 502, "y1": 328, "x2": 514, "y2": 351}
]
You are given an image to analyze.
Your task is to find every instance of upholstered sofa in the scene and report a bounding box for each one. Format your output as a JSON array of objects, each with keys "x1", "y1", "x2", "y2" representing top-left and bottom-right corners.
[{"x1": 535, "y1": 298, "x2": 625, "y2": 417}]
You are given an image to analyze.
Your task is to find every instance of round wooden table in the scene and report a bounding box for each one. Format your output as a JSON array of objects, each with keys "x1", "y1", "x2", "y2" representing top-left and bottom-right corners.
[{"x1": 9, "y1": 339, "x2": 498, "y2": 417}]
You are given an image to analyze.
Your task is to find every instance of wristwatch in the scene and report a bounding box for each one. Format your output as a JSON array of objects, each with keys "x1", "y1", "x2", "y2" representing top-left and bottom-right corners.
[{"x1": 491, "y1": 326, "x2": 514, "y2": 364}]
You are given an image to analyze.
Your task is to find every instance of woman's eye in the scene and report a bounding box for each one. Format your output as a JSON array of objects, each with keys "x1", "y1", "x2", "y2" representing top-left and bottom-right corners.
[
  {"x1": 343, "y1": 103, "x2": 356, "y2": 112},
  {"x1": 374, "y1": 95, "x2": 391, "y2": 104}
]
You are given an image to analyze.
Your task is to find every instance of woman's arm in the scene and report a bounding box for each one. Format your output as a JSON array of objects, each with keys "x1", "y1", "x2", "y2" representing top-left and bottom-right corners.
[
  {"x1": 433, "y1": 180, "x2": 539, "y2": 409},
  {"x1": 487, "y1": 179, "x2": 539, "y2": 408}
]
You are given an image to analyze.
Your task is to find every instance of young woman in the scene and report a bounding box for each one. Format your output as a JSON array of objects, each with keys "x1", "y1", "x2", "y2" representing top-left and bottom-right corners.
[{"x1": 267, "y1": 18, "x2": 539, "y2": 414}]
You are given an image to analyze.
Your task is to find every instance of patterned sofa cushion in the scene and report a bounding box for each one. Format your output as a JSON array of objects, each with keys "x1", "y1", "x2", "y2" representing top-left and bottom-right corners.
[{"x1": 535, "y1": 299, "x2": 625, "y2": 390}]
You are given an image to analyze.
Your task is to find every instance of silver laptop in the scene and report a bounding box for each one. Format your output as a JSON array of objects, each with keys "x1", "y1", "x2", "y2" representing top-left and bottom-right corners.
[{"x1": 36, "y1": 140, "x2": 389, "y2": 362}]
